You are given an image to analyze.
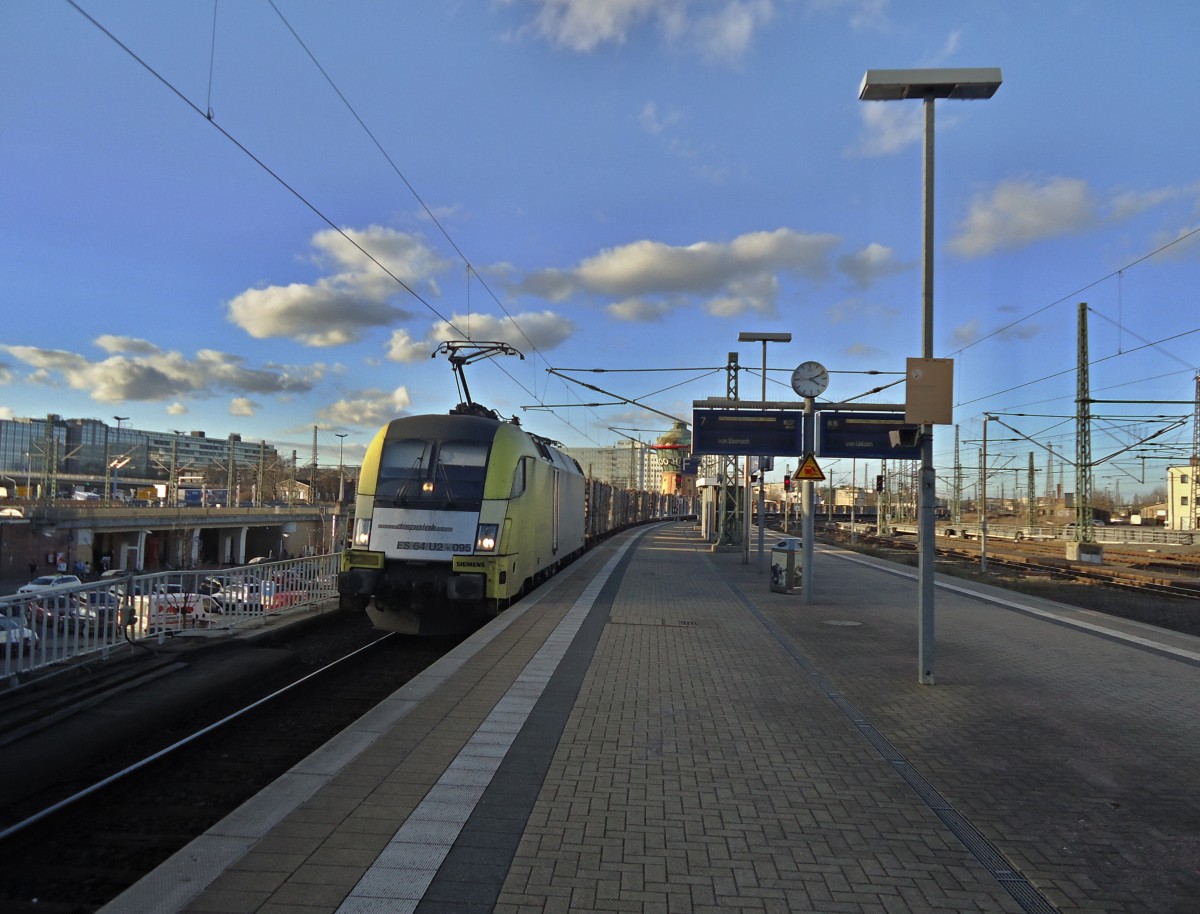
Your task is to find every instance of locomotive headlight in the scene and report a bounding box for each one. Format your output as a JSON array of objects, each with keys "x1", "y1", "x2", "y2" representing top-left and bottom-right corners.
[
  {"x1": 352, "y1": 518, "x2": 372, "y2": 547},
  {"x1": 475, "y1": 523, "x2": 499, "y2": 552}
]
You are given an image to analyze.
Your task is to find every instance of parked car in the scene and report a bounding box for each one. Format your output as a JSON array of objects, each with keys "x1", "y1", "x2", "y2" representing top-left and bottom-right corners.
[
  {"x1": 75, "y1": 591, "x2": 123, "y2": 632},
  {"x1": 210, "y1": 580, "x2": 276, "y2": 612},
  {"x1": 29, "y1": 592, "x2": 84, "y2": 631},
  {"x1": 145, "y1": 585, "x2": 216, "y2": 626},
  {"x1": 0, "y1": 615, "x2": 39, "y2": 654},
  {"x1": 198, "y1": 575, "x2": 233, "y2": 596},
  {"x1": 17, "y1": 574, "x2": 83, "y2": 594}
]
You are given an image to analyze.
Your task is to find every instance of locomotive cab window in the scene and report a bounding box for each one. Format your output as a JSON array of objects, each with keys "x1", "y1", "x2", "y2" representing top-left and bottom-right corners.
[
  {"x1": 433, "y1": 440, "x2": 489, "y2": 501},
  {"x1": 510, "y1": 456, "x2": 532, "y2": 498},
  {"x1": 377, "y1": 439, "x2": 431, "y2": 497}
]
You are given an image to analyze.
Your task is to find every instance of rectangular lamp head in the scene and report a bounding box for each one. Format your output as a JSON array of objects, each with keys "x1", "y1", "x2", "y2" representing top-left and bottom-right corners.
[
  {"x1": 859, "y1": 67, "x2": 1002, "y2": 101},
  {"x1": 738, "y1": 332, "x2": 793, "y2": 343}
]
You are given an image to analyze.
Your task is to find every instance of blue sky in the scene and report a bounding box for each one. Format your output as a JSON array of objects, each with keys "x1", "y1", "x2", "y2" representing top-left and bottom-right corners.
[{"x1": 3, "y1": 1, "x2": 1198, "y2": 498}]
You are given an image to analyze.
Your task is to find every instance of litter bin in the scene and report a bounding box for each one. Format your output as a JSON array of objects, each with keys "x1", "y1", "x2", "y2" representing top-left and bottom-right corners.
[{"x1": 770, "y1": 538, "x2": 802, "y2": 594}]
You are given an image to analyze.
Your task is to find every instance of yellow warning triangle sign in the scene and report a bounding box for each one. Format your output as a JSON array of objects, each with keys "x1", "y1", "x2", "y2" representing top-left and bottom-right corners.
[{"x1": 794, "y1": 453, "x2": 825, "y2": 481}]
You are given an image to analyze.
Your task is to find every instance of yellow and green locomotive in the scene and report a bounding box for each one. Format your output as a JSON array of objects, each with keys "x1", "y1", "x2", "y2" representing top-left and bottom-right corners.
[{"x1": 338, "y1": 408, "x2": 585, "y2": 635}]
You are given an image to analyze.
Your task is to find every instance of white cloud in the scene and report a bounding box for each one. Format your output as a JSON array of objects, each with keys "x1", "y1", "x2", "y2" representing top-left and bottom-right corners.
[
  {"x1": 703, "y1": 274, "x2": 778, "y2": 317},
  {"x1": 836, "y1": 242, "x2": 910, "y2": 289},
  {"x1": 606, "y1": 296, "x2": 678, "y2": 321},
  {"x1": 936, "y1": 28, "x2": 963, "y2": 58},
  {"x1": 1110, "y1": 181, "x2": 1200, "y2": 221},
  {"x1": 850, "y1": 103, "x2": 923, "y2": 158},
  {"x1": 639, "y1": 100, "x2": 679, "y2": 135},
  {"x1": 385, "y1": 310, "x2": 575, "y2": 364},
  {"x1": 95, "y1": 335, "x2": 161, "y2": 356},
  {"x1": 316, "y1": 387, "x2": 412, "y2": 427},
  {"x1": 691, "y1": 0, "x2": 774, "y2": 62},
  {"x1": 227, "y1": 282, "x2": 397, "y2": 347},
  {"x1": 167, "y1": 402, "x2": 188, "y2": 416},
  {"x1": 519, "y1": 0, "x2": 663, "y2": 51},
  {"x1": 0, "y1": 341, "x2": 318, "y2": 404},
  {"x1": 311, "y1": 225, "x2": 450, "y2": 300},
  {"x1": 518, "y1": 228, "x2": 841, "y2": 322},
  {"x1": 949, "y1": 176, "x2": 1099, "y2": 257},
  {"x1": 385, "y1": 329, "x2": 428, "y2": 364},
  {"x1": 1149, "y1": 222, "x2": 1200, "y2": 262},
  {"x1": 515, "y1": 0, "x2": 773, "y2": 59},
  {"x1": 950, "y1": 319, "x2": 983, "y2": 348},
  {"x1": 226, "y1": 226, "x2": 450, "y2": 347},
  {"x1": 230, "y1": 397, "x2": 256, "y2": 417},
  {"x1": 525, "y1": 229, "x2": 838, "y2": 299}
]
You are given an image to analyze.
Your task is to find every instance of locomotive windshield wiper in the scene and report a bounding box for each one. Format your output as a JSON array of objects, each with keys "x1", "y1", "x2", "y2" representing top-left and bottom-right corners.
[
  {"x1": 433, "y1": 459, "x2": 456, "y2": 504},
  {"x1": 391, "y1": 458, "x2": 425, "y2": 505}
]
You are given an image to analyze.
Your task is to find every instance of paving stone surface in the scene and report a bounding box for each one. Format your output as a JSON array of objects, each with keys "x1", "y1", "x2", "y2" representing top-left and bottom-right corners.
[{"x1": 114, "y1": 522, "x2": 1200, "y2": 914}]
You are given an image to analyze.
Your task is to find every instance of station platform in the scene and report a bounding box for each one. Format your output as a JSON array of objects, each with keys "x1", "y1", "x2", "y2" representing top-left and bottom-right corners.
[{"x1": 99, "y1": 522, "x2": 1200, "y2": 914}]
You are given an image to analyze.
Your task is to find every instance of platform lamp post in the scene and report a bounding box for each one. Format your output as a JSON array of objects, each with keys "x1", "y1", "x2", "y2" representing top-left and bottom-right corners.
[
  {"x1": 859, "y1": 67, "x2": 1002, "y2": 685},
  {"x1": 336, "y1": 433, "x2": 348, "y2": 503},
  {"x1": 738, "y1": 331, "x2": 792, "y2": 571},
  {"x1": 111, "y1": 415, "x2": 129, "y2": 505}
]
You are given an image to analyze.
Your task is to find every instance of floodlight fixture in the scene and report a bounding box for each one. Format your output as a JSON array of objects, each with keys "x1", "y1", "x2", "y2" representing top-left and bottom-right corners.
[
  {"x1": 858, "y1": 67, "x2": 1002, "y2": 101},
  {"x1": 737, "y1": 331, "x2": 793, "y2": 344}
]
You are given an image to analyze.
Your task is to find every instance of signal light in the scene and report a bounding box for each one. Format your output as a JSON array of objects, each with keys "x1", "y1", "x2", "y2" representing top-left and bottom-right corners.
[
  {"x1": 875, "y1": 475, "x2": 884, "y2": 492},
  {"x1": 783, "y1": 475, "x2": 791, "y2": 491}
]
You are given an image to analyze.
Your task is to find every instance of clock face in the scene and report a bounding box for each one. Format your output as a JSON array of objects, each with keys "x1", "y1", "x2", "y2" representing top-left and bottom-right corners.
[{"x1": 791, "y1": 361, "x2": 829, "y2": 398}]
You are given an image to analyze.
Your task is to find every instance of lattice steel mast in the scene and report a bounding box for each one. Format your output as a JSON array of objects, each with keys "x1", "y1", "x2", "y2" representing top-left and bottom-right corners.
[
  {"x1": 718, "y1": 352, "x2": 741, "y2": 547},
  {"x1": 1192, "y1": 374, "x2": 1200, "y2": 530},
  {"x1": 952, "y1": 425, "x2": 962, "y2": 524},
  {"x1": 1075, "y1": 302, "x2": 1094, "y2": 542}
]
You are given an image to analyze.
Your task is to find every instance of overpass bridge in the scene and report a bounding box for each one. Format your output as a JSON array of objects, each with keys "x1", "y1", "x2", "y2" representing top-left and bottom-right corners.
[{"x1": 5, "y1": 502, "x2": 345, "y2": 574}]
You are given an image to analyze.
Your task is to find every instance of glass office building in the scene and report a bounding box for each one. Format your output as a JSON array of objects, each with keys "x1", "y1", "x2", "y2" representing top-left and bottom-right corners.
[{"x1": 0, "y1": 415, "x2": 281, "y2": 500}]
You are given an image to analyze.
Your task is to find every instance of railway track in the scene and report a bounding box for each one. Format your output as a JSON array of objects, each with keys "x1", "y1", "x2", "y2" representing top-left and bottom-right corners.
[
  {"x1": 804, "y1": 522, "x2": 1200, "y2": 635},
  {"x1": 0, "y1": 609, "x2": 460, "y2": 914}
]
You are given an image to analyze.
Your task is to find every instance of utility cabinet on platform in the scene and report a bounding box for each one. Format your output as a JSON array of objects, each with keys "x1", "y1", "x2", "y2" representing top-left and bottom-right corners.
[{"x1": 770, "y1": 538, "x2": 803, "y2": 594}]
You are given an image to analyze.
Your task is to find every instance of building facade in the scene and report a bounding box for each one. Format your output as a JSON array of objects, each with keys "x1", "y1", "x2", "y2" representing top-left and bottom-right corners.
[
  {"x1": 566, "y1": 443, "x2": 672, "y2": 490},
  {"x1": 0, "y1": 415, "x2": 283, "y2": 504},
  {"x1": 1166, "y1": 464, "x2": 1199, "y2": 530}
]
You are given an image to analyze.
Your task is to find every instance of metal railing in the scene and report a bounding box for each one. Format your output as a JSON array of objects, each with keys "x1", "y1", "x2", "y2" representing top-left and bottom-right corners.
[
  {"x1": 1, "y1": 554, "x2": 339, "y2": 682},
  {"x1": 938, "y1": 523, "x2": 1195, "y2": 547}
]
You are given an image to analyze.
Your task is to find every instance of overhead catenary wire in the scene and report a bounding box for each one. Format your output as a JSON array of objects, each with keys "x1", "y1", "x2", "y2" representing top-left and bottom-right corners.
[
  {"x1": 956, "y1": 324, "x2": 1200, "y2": 410},
  {"x1": 950, "y1": 225, "x2": 1200, "y2": 360},
  {"x1": 65, "y1": 0, "x2": 453, "y2": 329},
  {"x1": 265, "y1": 1, "x2": 607, "y2": 429},
  {"x1": 65, "y1": 0, "x2": 622, "y2": 446},
  {"x1": 952, "y1": 235, "x2": 1200, "y2": 478},
  {"x1": 204, "y1": 0, "x2": 218, "y2": 119}
]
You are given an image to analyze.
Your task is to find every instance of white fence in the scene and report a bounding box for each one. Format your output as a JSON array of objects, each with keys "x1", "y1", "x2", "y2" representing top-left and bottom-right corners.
[{"x1": 1, "y1": 555, "x2": 339, "y2": 682}]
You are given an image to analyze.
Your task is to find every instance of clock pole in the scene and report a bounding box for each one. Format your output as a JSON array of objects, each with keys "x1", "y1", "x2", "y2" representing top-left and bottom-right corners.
[
  {"x1": 789, "y1": 361, "x2": 829, "y2": 605},
  {"x1": 802, "y1": 394, "x2": 815, "y2": 603}
]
